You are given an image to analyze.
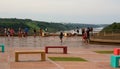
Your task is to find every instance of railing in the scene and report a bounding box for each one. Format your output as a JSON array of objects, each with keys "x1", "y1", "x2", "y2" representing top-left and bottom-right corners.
[{"x1": 91, "y1": 29, "x2": 120, "y2": 40}]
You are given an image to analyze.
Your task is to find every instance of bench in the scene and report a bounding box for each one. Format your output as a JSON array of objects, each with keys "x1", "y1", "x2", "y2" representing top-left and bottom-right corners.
[
  {"x1": 45, "y1": 46, "x2": 67, "y2": 54},
  {"x1": 15, "y1": 50, "x2": 46, "y2": 62},
  {"x1": 0, "y1": 44, "x2": 5, "y2": 52}
]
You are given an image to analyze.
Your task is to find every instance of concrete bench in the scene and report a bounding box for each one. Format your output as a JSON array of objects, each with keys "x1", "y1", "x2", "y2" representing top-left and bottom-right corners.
[
  {"x1": 45, "y1": 46, "x2": 67, "y2": 54},
  {"x1": 15, "y1": 50, "x2": 46, "y2": 62},
  {"x1": 0, "y1": 44, "x2": 5, "y2": 52}
]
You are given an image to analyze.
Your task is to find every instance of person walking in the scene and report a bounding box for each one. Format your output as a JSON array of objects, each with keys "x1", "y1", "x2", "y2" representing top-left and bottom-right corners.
[
  {"x1": 82, "y1": 30, "x2": 87, "y2": 44},
  {"x1": 86, "y1": 27, "x2": 90, "y2": 44},
  {"x1": 59, "y1": 32, "x2": 64, "y2": 43}
]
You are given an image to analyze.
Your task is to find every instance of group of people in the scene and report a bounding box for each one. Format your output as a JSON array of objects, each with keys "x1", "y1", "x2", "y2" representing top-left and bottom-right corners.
[
  {"x1": 3, "y1": 27, "x2": 93, "y2": 44},
  {"x1": 4, "y1": 28, "x2": 15, "y2": 37},
  {"x1": 33, "y1": 28, "x2": 43, "y2": 38},
  {"x1": 59, "y1": 27, "x2": 93, "y2": 44},
  {"x1": 3, "y1": 27, "x2": 43, "y2": 38},
  {"x1": 81, "y1": 27, "x2": 93, "y2": 44},
  {"x1": 18, "y1": 28, "x2": 29, "y2": 37}
]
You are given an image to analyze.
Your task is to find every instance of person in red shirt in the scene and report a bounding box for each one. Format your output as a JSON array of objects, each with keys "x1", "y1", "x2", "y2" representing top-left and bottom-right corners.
[
  {"x1": 82, "y1": 31, "x2": 87, "y2": 44},
  {"x1": 10, "y1": 28, "x2": 15, "y2": 37}
]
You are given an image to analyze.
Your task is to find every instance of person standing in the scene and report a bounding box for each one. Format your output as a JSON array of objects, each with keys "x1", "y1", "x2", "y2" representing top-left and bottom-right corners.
[
  {"x1": 39, "y1": 28, "x2": 43, "y2": 36},
  {"x1": 18, "y1": 28, "x2": 22, "y2": 38},
  {"x1": 90, "y1": 27, "x2": 93, "y2": 36},
  {"x1": 76, "y1": 27, "x2": 79, "y2": 34},
  {"x1": 81, "y1": 28, "x2": 85, "y2": 36},
  {"x1": 7, "y1": 28, "x2": 10, "y2": 38},
  {"x1": 33, "y1": 28, "x2": 37, "y2": 38},
  {"x1": 4, "y1": 28, "x2": 7, "y2": 37},
  {"x1": 82, "y1": 30, "x2": 87, "y2": 44},
  {"x1": 10, "y1": 28, "x2": 15, "y2": 37},
  {"x1": 24, "y1": 28, "x2": 29, "y2": 37}
]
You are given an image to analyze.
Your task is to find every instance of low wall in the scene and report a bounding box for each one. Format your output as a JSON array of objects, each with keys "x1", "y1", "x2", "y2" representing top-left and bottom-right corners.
[{"x1": 90, "y1": 38, "x2": 120, "y2": 45}]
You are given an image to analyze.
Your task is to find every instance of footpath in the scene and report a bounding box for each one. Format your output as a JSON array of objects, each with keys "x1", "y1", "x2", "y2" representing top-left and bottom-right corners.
[{"x1": 0, "y1": 36, "x2": 119, "y2": 69}]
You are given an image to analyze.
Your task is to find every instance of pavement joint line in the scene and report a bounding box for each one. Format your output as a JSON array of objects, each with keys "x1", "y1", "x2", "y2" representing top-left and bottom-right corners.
[
  {"x1": 91, "y1": 61, "x2": 110, "y2": 62},
  {"x1": 8, "y1": 52, "x2": 11, "y2": 69},
  {"x1": 68, "y1": 51, "x2": 98, "y2": 55},
  {"x1": 47, "y1": 58, "x2": 64, "y2": 69},
  {"x1": 68, "y1": 52, "x2": 97, "y2": 55}
]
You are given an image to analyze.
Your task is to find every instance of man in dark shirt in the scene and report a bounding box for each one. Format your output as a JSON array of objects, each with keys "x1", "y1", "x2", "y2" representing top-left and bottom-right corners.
[
  {"x1": 86, "y1": 27, "x2": 90, "y2": 43},
  {"x1": 59, "y1": 32, "x2": 64, "y2": 43}
]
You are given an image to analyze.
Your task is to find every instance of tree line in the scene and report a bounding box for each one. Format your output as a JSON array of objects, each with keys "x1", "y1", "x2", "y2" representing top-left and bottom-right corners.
[{"x1": 0, "y1": 18, "x2": 103, "y2": 33}]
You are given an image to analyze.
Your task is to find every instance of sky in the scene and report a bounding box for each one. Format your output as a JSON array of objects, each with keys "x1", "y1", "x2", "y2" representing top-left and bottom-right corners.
[{"x1": 0, "y1": 0, "x2": 120, "y2": 24}]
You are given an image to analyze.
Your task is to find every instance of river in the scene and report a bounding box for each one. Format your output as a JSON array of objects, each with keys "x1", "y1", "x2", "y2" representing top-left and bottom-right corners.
[{"x1": 63, "y1": 27, "x2": 104, "y2": 34}]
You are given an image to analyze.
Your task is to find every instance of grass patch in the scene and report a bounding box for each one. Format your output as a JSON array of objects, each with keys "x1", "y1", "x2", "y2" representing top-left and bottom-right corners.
[
  {"x1": 94, "y1": 51, "x2": 113, "y2": 54},
  {"x1": 48, "y1": 57, "x2": 87, "y2": 61}
]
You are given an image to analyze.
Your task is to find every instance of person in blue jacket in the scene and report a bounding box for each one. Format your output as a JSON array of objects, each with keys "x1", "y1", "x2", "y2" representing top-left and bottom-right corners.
[{"x1": 24, "y1": 28, "x2": 29, "y2": 37}]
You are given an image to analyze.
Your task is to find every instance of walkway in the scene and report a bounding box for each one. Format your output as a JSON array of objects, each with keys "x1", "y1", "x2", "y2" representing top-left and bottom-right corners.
[{"x1": 0, "y1": 36, "x2": 119, "y2": 69}]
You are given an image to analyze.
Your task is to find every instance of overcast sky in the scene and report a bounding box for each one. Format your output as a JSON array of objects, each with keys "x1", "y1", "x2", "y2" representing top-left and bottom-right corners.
[{"x1": 0, "y1": 0, "x2": 120, "y2": 24}]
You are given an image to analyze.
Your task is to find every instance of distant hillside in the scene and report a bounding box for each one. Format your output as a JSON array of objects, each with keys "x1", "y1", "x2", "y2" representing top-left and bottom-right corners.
[
  {"x1": 0, "y1": 18, "x2": 103, "y2": 33},
  {"x1": 0, "y1": 18, "x2": 66, "y2": 33},
  {"x1": 101, "y1": 22, "x2": 120, "y2": 32}
]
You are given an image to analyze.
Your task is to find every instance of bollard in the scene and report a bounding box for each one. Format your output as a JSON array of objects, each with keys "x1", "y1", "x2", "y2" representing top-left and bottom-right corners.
[
  {"x1": 114, "y1": 48, "x2": 120, "y2": 55},
  {"x1": 0, "y1": 44, "x2": 5, "y2": 52},
  {"x1": 111, "y1": 55, "x2": 120, "y2": 68}
]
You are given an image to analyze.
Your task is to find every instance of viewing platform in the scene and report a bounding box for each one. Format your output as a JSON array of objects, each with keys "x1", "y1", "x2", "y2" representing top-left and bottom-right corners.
[{"x1": 0, "y1": 36, "x2": 119, "y2": 69}]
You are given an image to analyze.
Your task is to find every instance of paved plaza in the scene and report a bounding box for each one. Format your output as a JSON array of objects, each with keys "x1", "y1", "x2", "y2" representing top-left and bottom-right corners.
[{"x1": 0, "y1": 36, "x2": 120, "y2": 69}]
